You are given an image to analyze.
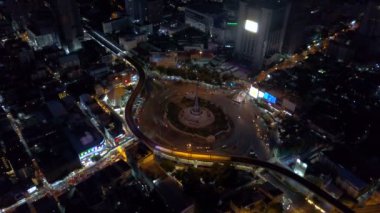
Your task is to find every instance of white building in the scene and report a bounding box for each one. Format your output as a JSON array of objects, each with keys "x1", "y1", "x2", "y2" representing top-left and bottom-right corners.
[
  {"x1": 185, "y1": 7, "x2": 213, "y2": 33},
  {"x1": 184, "y1": 4, "x2": 224, "y2": 37},
  {"x1": 119, "y1": 34, "x2": 147, "y2": 51},
  {"x1": 27, "y1": 27, "x2": 60, "y2": 50}
]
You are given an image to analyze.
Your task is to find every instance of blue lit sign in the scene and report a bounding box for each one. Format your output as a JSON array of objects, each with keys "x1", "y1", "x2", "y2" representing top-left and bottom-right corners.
[
  {"x1": 269, "y1": 96, "x2": 276, "y2": 104},
  {"x1": 263, "y1": 92, "x2": 277, "y2": 104},
  {"x1": 263, "y1": 92, "x2": 269, "y2": 100}
]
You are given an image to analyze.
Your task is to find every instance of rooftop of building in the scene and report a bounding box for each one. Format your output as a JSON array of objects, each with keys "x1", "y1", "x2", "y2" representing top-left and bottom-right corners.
[
  {"x1": 230, "y1": 187, "x2": 266, "y2": 207},
  {"x1": 186, "y1": 2, "x2": 224, "y2": 15},
  {"x1": 324, "y1": 148, "x2": 378, "y2": 183},
  {"x1": 64, "y1": 114, "x2": 104, "y2": 155},
  {"x1": 258, "y1": 182, "x2": 283, "y2": 198},
  {"x1": 58, "y1": 160, "x2": 167, "y2": 212},
  {"x1": 155, "y1": 176, "x2": 194, "y2": 212},
  {"x1": 324, "y1": 180, "x2": 343, "y2": 198},
  {"x1": 103, "y1": 16, "x2": 130, "y2": 24},
  {"x1": 0, "y1": 176, "x2": 33, "y2": 209},
  {"x1": 32, "y1": 196, "x2": 60, "y2": 213},
  {"x1": 244, "y1": 0, "x2": 289, "y2": 9},
  {"x1": 336, "y1": 165, "x2": 367, "y2": 190}
]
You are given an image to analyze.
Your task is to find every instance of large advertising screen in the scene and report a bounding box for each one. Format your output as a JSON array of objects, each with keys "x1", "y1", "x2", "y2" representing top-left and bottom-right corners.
[
  {"x1": 263, "y1": 92, "x2": 277, "y2": 104},
  {"x1": 249, "y1": 86, "x2": 277, "y2": 104},
  {"x1": 245, "y1": 20, "x2": 258, "y2": 33},
  {"x1": 249, "y1": 86, "x2": 259, "y2": 98},
  {"x1": 258, "y1": 91, "x2": 264, "y2": 98}
]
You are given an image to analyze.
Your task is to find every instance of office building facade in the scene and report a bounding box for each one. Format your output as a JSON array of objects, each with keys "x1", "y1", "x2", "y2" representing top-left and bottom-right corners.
[
  {"x1": 360, "y1": 0, "x2": 380, "y2": 37},
  {"x1": 125, "y1": 0, "x2": 147, "y2": 22},
  {"x1": 51, "y1": 0, "x2": 83, "y2": 53},
  {"x1": 234, "y1": 0, "x2": 290, "y2": 70},
  {"x1": 125, "y1": 0, "x2": 163, "y2": 24}
]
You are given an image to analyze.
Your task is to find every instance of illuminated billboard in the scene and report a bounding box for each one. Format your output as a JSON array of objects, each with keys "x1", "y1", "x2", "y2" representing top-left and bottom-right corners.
[
  {"x1": 227, "y1": 22, "x2": 238, "y2": 26},
  {"x1": 79, "y1": 140, "x2": 106, "y2": 160},
  {"x1": 249, "y1": 87, "x2": 277, "y2": 104},
  {"x1": 263, "y1": 92, "x2": 277, "y2": 104},
  {"x1": 258, "y1": 91, "x2": 264, "y2": 98},
  {"x1": 294, "y1": 158, "x2": 308, "y2": 177},
  {"x1": 249, "y1": 86, "x2": 259, "y2": 98},
  {"x1": 245, "y1": 20, "x2": 258, "y2": 33}
]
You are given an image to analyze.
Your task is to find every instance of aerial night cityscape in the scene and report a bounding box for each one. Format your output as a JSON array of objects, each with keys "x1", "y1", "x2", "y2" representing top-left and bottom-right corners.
[{"x1": 0, "y1": 0, "x2": 380, "y2": 212}]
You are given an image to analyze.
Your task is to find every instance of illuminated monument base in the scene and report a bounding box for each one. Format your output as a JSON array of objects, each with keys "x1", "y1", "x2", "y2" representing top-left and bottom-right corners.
[
  {"x1": 161, "y1": 82, "x2": 231, "y2": 145},
  {"x1": 178, "y1": 107, "x2": 215, "y2": 129},
  {"x1": 165, "y1": 96, "x2": 230, "y2": 143}
]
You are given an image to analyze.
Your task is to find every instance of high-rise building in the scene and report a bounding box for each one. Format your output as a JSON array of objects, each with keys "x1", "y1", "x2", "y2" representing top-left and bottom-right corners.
[
  {"x1": 26, "y1": 7, "x2": 62, "y2": 50},
  {"x1": 146, "y1": 0, "x2": 164, "y2": 25},
  {"x1": 50, "y1": 0, "x2": 83, "y2": 53},
  {"x1": 234, "y1": 0, "x2": 291, "y2": 70},
  {"x1": 360, "y1": 0, "x2": 380, "y2": 37},
  {"x1": 125, "y1": 0, "x2": 147, "y2": 22},
  {"x1": 184, "y1": 2, "x2": 224, "y2": 36},
  {"x1": 125, "y1": 0, "x2": 163, "y2": 24}
]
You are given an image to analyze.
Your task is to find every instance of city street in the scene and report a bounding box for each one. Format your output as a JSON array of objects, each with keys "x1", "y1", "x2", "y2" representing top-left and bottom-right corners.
[
  {"x1": 0, "y1": 1, "x2": 365, "y2": 212},
  {"x1": 138, "y1": 80, "x2": 271, "y2": 159},
  {"x1": 255, "y1": 23, "x2": 358, "y2": 84},
  {"x1": 83, "y1": 26, "x2": 353, "y2": 213},
  {"x1": 1, "y1": 138, "x2": 135, "y2": 213}
]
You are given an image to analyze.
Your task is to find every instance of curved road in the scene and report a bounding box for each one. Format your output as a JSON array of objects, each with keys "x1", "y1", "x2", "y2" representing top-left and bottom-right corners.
[{"x1": 84, "y1": 26, "x2": 353, "y2": 213}]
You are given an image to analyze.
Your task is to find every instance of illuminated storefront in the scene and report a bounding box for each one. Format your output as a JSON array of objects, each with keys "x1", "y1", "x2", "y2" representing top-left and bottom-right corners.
[
  {"x1": 249, "y1": 86, "x2": 277, "y2": 104},
  {"x1": 79, "y1": 139, "x2": 107, "y2": 161}
]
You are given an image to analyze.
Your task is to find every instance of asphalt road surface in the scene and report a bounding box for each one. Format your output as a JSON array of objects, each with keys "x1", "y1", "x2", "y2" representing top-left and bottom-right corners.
[{"x1": 138, "y1": 80, "x2": 271, "y2": 159}]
